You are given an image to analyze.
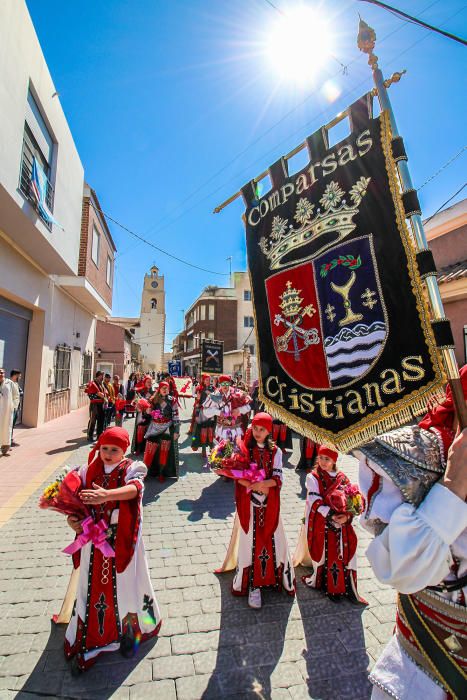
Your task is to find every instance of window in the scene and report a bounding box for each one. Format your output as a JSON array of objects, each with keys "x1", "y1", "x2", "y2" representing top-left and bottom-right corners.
[
  {"x1": 106, "y1": 256, "x2": 113, "y2": 286},
  {"x1": 92, "y1": 226, "x2": 100, "y2": 266},
  {"x1": 19, "y1": 89, "x2": 55, "y2": 229},
  {"x1": 150, "y1": 298, "x2": 157, "y2": 310},
  {"x1": 54, "y1": 345, "x2": 71, "y2": 391},
  {"x1": 208, "y1": 304, "x2": 215, "y2": 320},
  {"x1": 244, "y1": 290, "x2": 251, "y2": 301},
  {"x1": 81, "y1": 352, "x2": 93, "y2": 385},
  {"x1": 200, "y1": 305, "x2": 206, "y2": 321},
  {"x1": 208, "y1": 331, "x2": 215, "y2": 339},
  {"x1": 246, "y1": 344, "x2": 255, "y2": 355},
  {"x1": 244, "y1": 316, "x2": 254, "y2": 328}
]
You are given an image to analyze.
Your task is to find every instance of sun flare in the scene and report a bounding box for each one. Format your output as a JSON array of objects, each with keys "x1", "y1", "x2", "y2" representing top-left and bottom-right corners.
[{"x1": 265, "y1": 5, "x2": 334, "y2": 85}]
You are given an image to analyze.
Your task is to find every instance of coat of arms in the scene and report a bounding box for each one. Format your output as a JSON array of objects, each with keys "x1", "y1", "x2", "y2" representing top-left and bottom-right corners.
[{"x1": 263, "y1": 176, "x2": 387, "y2": 389}]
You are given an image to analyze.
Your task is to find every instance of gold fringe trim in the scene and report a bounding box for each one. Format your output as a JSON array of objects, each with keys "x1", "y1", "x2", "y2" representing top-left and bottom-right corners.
[
  {"x1": 260, "y1": 388, "x2": 447, "y2": 454},
  {"x1": 250, "y1": 109, "x2": 447, "y2": 454}
]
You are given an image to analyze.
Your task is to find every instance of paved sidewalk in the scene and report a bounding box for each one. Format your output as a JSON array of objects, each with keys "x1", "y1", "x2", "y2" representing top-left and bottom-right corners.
[
  {"x1": 0, "y1": 408, "x2": 396, "y2": 699},
  {"x1": 0, "y1": 406, "x2": 89, "y2": 523}
]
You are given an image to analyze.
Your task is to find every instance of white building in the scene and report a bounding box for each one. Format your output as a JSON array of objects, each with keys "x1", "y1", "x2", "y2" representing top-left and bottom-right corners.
[{"x1": 0, "y1": 0, "x2": 112, "y2": 425}]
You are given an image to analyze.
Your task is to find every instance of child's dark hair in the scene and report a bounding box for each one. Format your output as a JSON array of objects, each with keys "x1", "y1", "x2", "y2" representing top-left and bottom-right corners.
[{"x1": 246, "y1": 431, "x2": 275, "y2": 451}]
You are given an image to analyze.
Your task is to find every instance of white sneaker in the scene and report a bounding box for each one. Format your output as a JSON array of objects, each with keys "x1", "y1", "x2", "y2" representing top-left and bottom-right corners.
[{"x1": 248, "y1": 588, "x2": 262, "y2": 609}]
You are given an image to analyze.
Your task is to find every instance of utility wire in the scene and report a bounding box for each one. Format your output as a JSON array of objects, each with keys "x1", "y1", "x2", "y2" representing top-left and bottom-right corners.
[
  {"x1": 90, "y1": 202, "x2": 228, "y2": 276},
  {"x1": 417, "y1": 146, "x2": 466, "y2": 190},
  {"x1": 424, "y1": 182, "x2": 467, "y2": 225},
  {"x1": 135, "y1": 0, "x2": 441, "y2": 246},
  {"x1": 261, "y1": 0, "x2": 350, "y2": 73},
  {"x1": 359, "y1": 0, "x2": 467, "y2": 46},
  {"x1": 103, "y1": 1, "x2": 454, "y2": 268}
]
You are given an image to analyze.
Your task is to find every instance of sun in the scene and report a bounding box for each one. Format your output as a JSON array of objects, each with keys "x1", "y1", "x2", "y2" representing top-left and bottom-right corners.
[{"x1": 265, "y1": 4, "x2": 334, "y2": 85}]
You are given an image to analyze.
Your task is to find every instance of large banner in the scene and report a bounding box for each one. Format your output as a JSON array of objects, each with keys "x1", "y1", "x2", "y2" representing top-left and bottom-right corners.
[
  {"x1": 244, "y1": 96, "x2": 445, "y2": 452},
  {"x1": 168, "y1": 360, "x2": 181, "y2": 377},
  {"x1": 201, "y1": 339, "x2": 223, "y2": 374}
]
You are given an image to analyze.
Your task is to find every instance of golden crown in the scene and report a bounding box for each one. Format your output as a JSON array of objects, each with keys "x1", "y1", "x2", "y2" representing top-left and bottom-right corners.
[
  {"x1": 279, "y1": 281, "x2": 303, "y2": 317},
  {"x1": 259, "y1": 177, "x2": 370, "y2": 270}
]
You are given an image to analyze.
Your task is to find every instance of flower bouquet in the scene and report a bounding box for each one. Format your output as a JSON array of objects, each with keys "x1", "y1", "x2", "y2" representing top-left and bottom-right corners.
[
  {"x1": 208, "y1": 439, "x2": 234, "y2": 469},
  {"x1": 39, "y1": 469, "x2": 89, "y2": 519},
  {"x1": 39, "y1": 470, "x2": 115, "y2": 558},
  {"x1": 209, "y1": 438, "x2": 266, "y2": 492},
  {"x1": 136, "y1": 398, "x2": 151, "y2": 412},
  {"x1": 327, "y1": 483, "x2": 365, "y2": 517}
]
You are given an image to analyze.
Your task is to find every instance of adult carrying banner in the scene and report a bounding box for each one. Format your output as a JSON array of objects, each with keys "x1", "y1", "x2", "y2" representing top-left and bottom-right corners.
[
  {"x1": 201, "y1": 339, "x2": 223, "y2": 374},
  {"x1": 244, "y1": 96, "x2": 445, "y2": 452}
]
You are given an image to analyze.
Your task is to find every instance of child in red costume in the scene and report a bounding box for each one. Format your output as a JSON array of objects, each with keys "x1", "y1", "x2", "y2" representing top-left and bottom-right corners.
[
  {"x1": 294, "y1": 445, "x2": 364, "y2": 604},
  {"x1": 64, "y1": 427, "x2": 161, "y2": 672},
  {"x1": 216, "y1": 412, "x2": 295, "y2": 609}
]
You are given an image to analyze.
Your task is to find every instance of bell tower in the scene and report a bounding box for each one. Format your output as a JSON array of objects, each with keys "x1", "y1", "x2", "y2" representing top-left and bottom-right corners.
[{"x1": 136, "y1": 265, "x2": 166, "y2": 371}]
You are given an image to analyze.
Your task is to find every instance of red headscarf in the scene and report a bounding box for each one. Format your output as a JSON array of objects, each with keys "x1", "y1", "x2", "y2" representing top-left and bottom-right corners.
[
  {"x1": 252, "y1": 412, "x2": 273, "y2": 435},
  {"x1": 88, "y1": 427, "x2": 130, "y2": 467},
  {"x1": 158, "y1": 381, "x2": 169, "y2": 390},
  {"x1": 219, "y1": 374, "x2": 231, "y2": 384},
  {"x1": 318, "y1": 445, "x2": 338, "y2": 463},
  {"x1": 418, "y1": 364, "x2": 467, "y2": 457}
]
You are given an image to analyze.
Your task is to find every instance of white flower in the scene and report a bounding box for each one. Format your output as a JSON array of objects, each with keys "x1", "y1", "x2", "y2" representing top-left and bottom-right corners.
[
  {"x1": 259, "y1": 237, "x2": 269, "y2": 254},
  {"x1": 294, "y1": 198, "x2": 315, "y2": 225},
  {"x1": 271, "y1": 215, "x2": 288, "y2": 240},
  {"x1": 349, "y1": 176, "x2": 371, "y2": 205},
  {"x1": 320, "y1": 181, "x2": 344, "y2": 210}
]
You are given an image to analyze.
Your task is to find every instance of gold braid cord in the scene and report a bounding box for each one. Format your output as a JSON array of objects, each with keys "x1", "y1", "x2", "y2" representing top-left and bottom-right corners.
[{"x1": 255, "y1": 110, "x2": 446, "y2": 453}]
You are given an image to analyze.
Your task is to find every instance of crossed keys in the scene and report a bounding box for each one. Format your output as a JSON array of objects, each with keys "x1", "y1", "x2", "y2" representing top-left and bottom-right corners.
[
  {"x1": 274, "y1": 304, "x2": 319, "y2": 360},
  {"x1": 206, "y1": 349, "x2": 219, "y2": 364}
]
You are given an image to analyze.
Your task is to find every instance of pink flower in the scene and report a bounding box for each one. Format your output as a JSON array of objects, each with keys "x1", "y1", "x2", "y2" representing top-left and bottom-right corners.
[{"x1": 345, "y1": 484, "x2": 359, "y2": 497}]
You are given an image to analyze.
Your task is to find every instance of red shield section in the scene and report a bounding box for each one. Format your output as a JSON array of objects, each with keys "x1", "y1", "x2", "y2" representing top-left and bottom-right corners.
[{"x1": 265, "y1": 263, "x2": 330, "y2": 389}]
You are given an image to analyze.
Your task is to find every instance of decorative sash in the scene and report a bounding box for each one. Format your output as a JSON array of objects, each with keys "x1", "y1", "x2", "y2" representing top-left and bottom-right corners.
[{"x1": 397, "y1": 592, "x2": 467, "y2": 699}]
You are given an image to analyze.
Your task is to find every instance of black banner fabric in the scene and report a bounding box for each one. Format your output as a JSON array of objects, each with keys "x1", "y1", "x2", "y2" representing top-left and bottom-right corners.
[
  {"x1": 244, "y1": 103, "x2": 445, "y2": 452},
  {"x1": 201, "y1": 339, "x2": 224, "y2": 374}
]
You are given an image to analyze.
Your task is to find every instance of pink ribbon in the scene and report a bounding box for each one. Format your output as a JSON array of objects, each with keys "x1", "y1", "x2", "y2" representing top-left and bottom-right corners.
[
  {"x1": 63, "y1": 516, "x2": 115, "y2": 557},
  {"x1": 229, "y1": 467, "x2": 266, "y2": 491}
]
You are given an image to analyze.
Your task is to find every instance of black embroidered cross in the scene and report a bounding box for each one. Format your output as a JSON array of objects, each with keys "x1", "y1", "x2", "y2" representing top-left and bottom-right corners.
[
  {"x1": 330, "y1": 562, "x2": 340, "y2": 588},
  {"x1": 259, "y1": 547, "x2": 270, "y2": 578},
  {"x1": 142, "y1": 594, "x2": 156, "y2": 624},
  {"x1": 284, "y1": 561, "x2": 292, "y2": 589},
  {"x1": 94, "y1": 592, "x2": 108, "y2": 636}
]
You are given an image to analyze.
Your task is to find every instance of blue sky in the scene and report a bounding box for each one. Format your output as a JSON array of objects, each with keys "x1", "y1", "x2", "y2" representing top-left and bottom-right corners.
[{"x1": 26, "y1": 0, "x2": 466, "y2": 350}]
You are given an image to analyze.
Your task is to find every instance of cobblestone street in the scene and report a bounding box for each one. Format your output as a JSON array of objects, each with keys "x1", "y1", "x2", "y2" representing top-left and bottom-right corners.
[{"x1": 0, "y1": 405, "x2": 396, "y2": 699}]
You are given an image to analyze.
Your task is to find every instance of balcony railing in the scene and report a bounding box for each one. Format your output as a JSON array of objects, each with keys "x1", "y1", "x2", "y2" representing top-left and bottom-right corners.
[{"x1": 19, "y1": 137, "x2": 55, "y2": 230}]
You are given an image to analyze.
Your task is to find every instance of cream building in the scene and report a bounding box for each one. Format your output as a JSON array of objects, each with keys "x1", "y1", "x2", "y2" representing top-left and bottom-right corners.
[
  {"x1": 0, "y1": 1, "x2": 112, "y2": 425},
  {"x1": 110, "y1": 266, "x2": 167, "y2": 373},
  {"x1": 134, "y1": 266, "x2": 166, "y2": 372}
]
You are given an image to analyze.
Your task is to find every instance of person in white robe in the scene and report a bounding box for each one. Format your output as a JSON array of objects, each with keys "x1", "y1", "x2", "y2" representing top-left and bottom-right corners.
[
  {"x1": 355, "y1": 424, "x2": 467, "y2": 700},
  {"x1": 0, "y1": 368, "x2": 14, "y2": 455}
]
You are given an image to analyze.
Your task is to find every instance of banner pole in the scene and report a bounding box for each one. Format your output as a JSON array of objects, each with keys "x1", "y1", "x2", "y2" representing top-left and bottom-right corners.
[{"x1": 357, "y1": 18, "x2": 467, "y2": 429}]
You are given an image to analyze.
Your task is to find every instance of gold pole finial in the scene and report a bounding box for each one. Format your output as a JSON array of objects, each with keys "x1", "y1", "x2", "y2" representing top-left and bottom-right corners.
[{"x1": 357, "y1": 18, "x2": 378, "y2": 70}]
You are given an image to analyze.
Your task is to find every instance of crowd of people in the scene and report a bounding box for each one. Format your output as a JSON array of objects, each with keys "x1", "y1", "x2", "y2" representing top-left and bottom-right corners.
[{"x1": 36, "y1": 366, "x2": 467, "y2": 697}]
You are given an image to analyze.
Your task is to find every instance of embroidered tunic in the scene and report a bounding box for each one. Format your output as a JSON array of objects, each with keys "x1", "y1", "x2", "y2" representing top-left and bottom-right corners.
[
  {"x1": 294, "y1": 468, "x2": 360, "y2": 598},
  {"x1": 64, "y1": 458, "x2": 161, "y2": 669},
  {"x1": 217, "y1": 444, "x2": 295, "y2": 596},
  {"x1": 203, "y1": 387, "x2": 251, "y2": 442},
  {"x1": 143, "y1": 395, "x2": 180, "y2": 478}
]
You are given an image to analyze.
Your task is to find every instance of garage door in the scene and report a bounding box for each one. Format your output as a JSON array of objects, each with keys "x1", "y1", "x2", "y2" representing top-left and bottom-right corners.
[{"x1": 0, "y1": 295, "x2": 32, "y2": 382}]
